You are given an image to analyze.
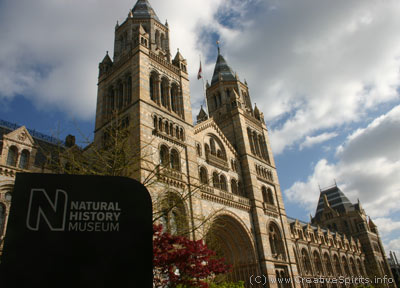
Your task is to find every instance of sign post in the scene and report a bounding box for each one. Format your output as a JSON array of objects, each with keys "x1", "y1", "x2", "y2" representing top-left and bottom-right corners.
[{"x1": 0, "y1": 173, "x2": 153, "y2": 288}]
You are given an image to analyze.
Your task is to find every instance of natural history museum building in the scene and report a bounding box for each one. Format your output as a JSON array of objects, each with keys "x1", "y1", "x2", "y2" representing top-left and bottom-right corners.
[{"x1": 0, "y1": 1, "x2": 395, "y2": 287}]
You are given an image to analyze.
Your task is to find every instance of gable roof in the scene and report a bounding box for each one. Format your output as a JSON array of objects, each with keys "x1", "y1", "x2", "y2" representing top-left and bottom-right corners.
[{"x1": 194, "y1": 117, "x2": 238, "y2": 158}]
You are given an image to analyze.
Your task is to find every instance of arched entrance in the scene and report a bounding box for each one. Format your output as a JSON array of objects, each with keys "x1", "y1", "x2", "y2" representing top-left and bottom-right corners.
[{"x1": 206, "y1": 214, "x2": 259, "y2": 287}]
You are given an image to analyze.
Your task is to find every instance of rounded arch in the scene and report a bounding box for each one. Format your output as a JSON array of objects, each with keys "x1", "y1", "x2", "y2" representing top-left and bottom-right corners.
[
  {"x1": 170, "y1": 82, "x2": 180, "y2": 114},
  {"x1": 149, "y1": 71, "x2": 159, "y2": 102},
  {"x1": 323, "y1": 252, "x2": 334, "y2": 276},
  {"x1": 268, "y1": 221, "x2": 286, "y2": 261},
  {"x1": 220, "y1": 174, "x2": 227, "y2": 191},
  {"x1": 160, "y1": 191, "x2": 189, "y2": 236},
  {"x1": 313, "y1": 250, "x2": 323, "y2": 275},
  {"x1": 205, "y1": 134, "x2": 226, "y2": 160},
  {"x1": 206, "y1": 213, "x2": 258, "y2": 286},
  {"x1": 212, "y1": 171, "x2": 220, "y2": 189},
  {"x1": 199, "y1": 166, "x2": 208, "y2": 185},
  {"x1": 160, "y1": 77, "x2": 169, "y2": 107},
  {"x1": 341, "y1": 255, "x2": 351, "y2": 276},
  {"x1": 170, "y1": 149, "x2": 180, "y2": 171},
  {"x1": 301, "y1": 248, "x2": 312, "y2": 275},
  {"x1": 231, "y1": 178, "x2": 238, "y2": 195},
  {"x1": 349, "y1": 257, "x2": 357, "y2": 276},
  {"x1": 159, "y1": 144, "x2": 169, "y2": 166},
  {"x1": 6, "y1": 145, "x2": 18, "y2": 167},
  {"x1": 19, "y1": 149, "x2": 30, "y2": 169},
  {"x1": 333, "y1": 253, "x2": 342, "y2": 276}
]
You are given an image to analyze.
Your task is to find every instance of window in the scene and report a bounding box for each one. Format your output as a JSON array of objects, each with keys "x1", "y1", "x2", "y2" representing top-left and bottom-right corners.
[
  {"x1": 160, "y1": 145, "x2": 169, "y2": 166},
  {"x1": 220, "y1": 175, "x2": 227, "y2": 191},
  {"x1": 313, "y1": 251, "x2": 323, "y2": 275},
  {"x1": 19, "y1": 149, "x2": 30, "y2": 169},
  {"x1": 6, "y1": 146, "x2": 18, "y2": 167},
  {"x1": 301, "y1": 249, "x2": 312, "y2": 275},
  {"x1": 196, "y1": 143, "x2": 202, "y2": 156},
  {"x1": 269, "y1": 223, "x2": 286, "y2": 260},
  {"x1": 170, "y1": 149, "x2": 180, "y2": 171},
  {"x1": 199, "y1": 167, "x2": 208, "y2": 184},
  {"x1": 150, "y1": 75, "x2": 155, "y2": 101},
  {"x1": 213, "y1": 172, "x2": 219, "y2": 189},
  {"x1": 231, "y1": 179, "x2": 238, "y2": 195},
  {"x1": 262, "y1": 186, "x2": 274, "y2": 205}
]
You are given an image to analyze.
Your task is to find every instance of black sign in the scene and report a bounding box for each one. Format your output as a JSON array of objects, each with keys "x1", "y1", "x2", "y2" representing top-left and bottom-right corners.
[{"x1": 0, "y1": 173, "x2": 153, "y2": 288}]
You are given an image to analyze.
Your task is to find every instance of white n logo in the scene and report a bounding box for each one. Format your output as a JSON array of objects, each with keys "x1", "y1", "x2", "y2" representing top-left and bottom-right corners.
[{"x1": 26, "y1": 189, "x2": 68, "y2": 231}]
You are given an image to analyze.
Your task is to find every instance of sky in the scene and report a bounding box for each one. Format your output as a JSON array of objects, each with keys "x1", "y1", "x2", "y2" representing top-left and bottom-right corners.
[{"x1": 0, "y1": 0, "x2": 399, "y2": 256}]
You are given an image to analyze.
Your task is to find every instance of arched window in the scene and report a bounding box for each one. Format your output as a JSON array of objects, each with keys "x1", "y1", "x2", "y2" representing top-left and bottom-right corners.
[
  {"x1": 170, "y1": 211, "x2": 178, "y2": 235},
  {"x1": 126, "y1": 76, "x2": 132, "y2": 104},
  {"x1": 210, "y1": 138, "x2": 216, "y2": 155},
  {"x1": 238, "y1": 181, "x2": 244, "y2": 197},
  {"x1": 179, "y1": 128, "x2": 184, "y2": 141},
  {"x1": 161, "y1": 193, "x2": 188, "y2": 236},
  {"x1": 170, "y1": 149, "x2": 180, "y2": 171},
  {"x1": 267, "y1": 188, "x2": 274, "y2": 205},
  {"x1": 196, "y1": 143, "x2": 202, "y2": 156},
  {"x1": 350, "y1": 258, "x2": 357, "y2": 276},
  {"x1": 19, "y1": 149, "x2": 30, "y2": 169},
  {"x1": 164, "y1": 121, "x2": 169, "y2": 134},
  {"x1": 0, "y1": 203, "x2": 6, "y2": 235},
  {"x1": 247, "y1": 128, "x2": 255, "y2": 154},
  {"x1": 324, "y1": 253, "x2": 334, "y2": 276},
  {"x1": 356, "y1": 259, "x2": 364, "y2": 276},
  {"x1": 220, "y1": 175, "x2": 227, "y2": 191},
  {"x1": 153, "y1": 115, "x2": 158, "y2": 129},
  {"x1": 342, "y1": 256, "x2": 351, "y2": 276},
  {"x1": 155, "y1": 30, "x2": 160, "y2": 47},
  {"x1": 301, "y1": 249, "x2": 312, "y2": 275},
  {"x1": 213, "y1": 172, "x2": 219, "y2": 189},
  {"x1": 161, "y1": 78, "x2": 168, "y2": 107},
  {"x1": 262, "y1": 186, "x2": 268, "y2": 203},
  {"x1": 199, "y1": 167, "x2": 208, "y2": 184},
  {"x1": 269, "y1": 223, "x2": 286, "y2": 260},
  {"x1": 6, "y1": 146, "x2": 18, "y2": 167},
  {"x1": 160, "y1": 145, "x2": 169, "y2": 166},
  {"x1": 313, "y1": 251, "x2": 323, "y2": 275},
  {"x1": 117, "y1": 81, "x2": 123, "y2": 110},
  {"x1": 150, "y1": 74, "x2": 155, "y2": 101},
  {"x1": 171, "y1": 84, "x2": 179, "y2": 113},
  {"x1": 262, "y1": 186, "x2": 275, "y2": 205},
  {"x1": 333, "y1": 255, "x2": 341, "y2": 276},
  {"x1": 231, "y1": 179, "x2": 238, "y2": 195}
]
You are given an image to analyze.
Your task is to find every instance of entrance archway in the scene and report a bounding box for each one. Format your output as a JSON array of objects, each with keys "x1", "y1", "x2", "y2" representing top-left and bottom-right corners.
[{"x1": 206, "y1": 214, "x2": 259, "y2": 287}]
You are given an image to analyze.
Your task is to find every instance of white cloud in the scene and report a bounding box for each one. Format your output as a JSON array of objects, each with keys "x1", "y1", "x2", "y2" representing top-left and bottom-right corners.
[
  {"x1": 0, "y1": 0, "x2": 226, "y2": 120},
  {"x1": 373, "y1": 218, "x2": 400, "y2": 237},
  {"x1": 285, "y1": 104, "x2": 400, "y2": 218},
  {"x1": 284, "y1": 105, "x2": 400, "y2": 253},
  {"x1": 211, "y1": 0, "x2": 400, "y2": 154},
  {"x1": 300, "y1": 132, "x2": 338, "y2": 150}
]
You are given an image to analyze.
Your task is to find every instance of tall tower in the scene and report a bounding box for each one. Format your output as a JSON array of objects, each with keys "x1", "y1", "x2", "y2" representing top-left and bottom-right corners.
[
  {"x1": 94, "y1": 0, "x2": 196, "y2": 183},
  {"x1": 204, "y1": 49, "x2": 301, "y2": 285},
  {"x1": 312, "y1": 185, "x2": 395, "y2": 281}
]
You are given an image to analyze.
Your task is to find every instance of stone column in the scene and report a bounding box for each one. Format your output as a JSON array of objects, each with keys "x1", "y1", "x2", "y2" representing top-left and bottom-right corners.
[
  {"x1": 167, "y1": 83, "x2": 172, "y2": 111},
  {"x1": 155, "y1": 76, "x2": 161, "y2": 105}
]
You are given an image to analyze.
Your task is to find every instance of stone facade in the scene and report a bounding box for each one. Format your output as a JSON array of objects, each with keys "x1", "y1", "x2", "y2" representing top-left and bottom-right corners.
[
  {"x1": 0, "y1": 121, "x2": 63, "y2": 253},
  {"x1": 0, "y1": 1, "x2": 395, "y2": 287}
]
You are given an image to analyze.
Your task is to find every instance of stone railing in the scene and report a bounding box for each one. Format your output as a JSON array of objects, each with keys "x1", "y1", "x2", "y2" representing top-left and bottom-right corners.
[
  {"x1": 205, "y1": 153, "x2": 229, "y2": 171},
  {"x1": 200, "y1": 185, "x2": 250, "y2": 211},
  {"x1": 149, "y1": 51, "x2": 180, "y2": 75},
  {"x1": 156, "y1": 166, "x2": 185, "y2": 189}
]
